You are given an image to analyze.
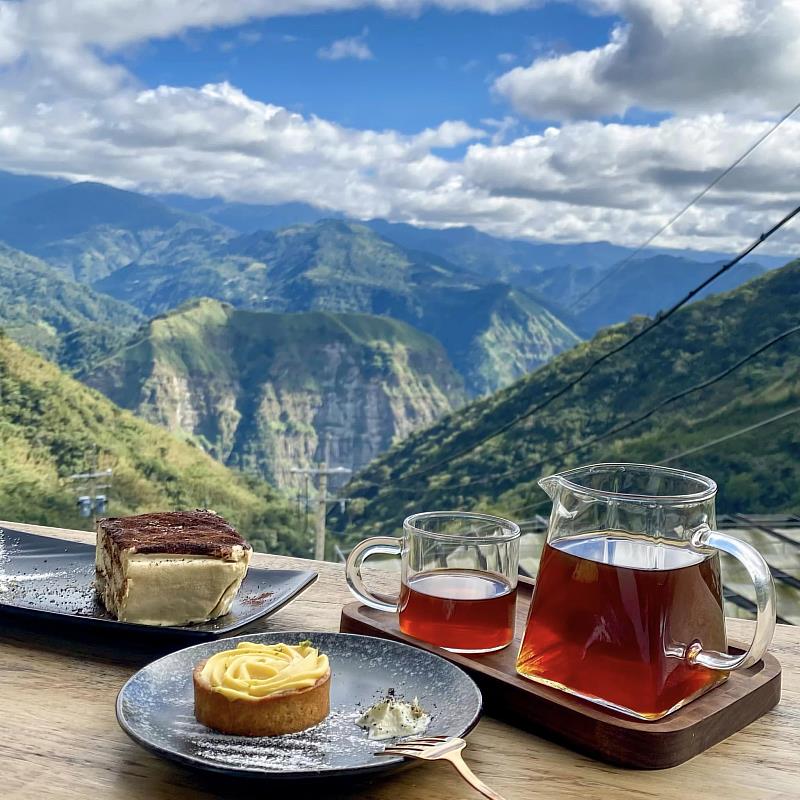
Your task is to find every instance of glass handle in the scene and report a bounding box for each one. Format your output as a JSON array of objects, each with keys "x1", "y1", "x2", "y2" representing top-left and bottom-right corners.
[
  {"x1": 345, "y1": 536, "x2": 402, "y2": 612},
  {"x1": 689, "y1": 526, "x2": 777, "y2": 671}
]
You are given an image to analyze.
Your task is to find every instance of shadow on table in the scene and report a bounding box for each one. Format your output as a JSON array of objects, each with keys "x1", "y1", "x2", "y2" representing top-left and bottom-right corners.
[
  {"x1": 0, "y1": 608, "x2": 273, "y2": 668},
  {"x1": 109, "y1": 747, "x2": 436, "y2": 800}
]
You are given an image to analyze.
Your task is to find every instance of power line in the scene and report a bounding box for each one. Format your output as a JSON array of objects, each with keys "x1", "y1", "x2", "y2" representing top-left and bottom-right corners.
[
  {"x1": 506, "y1": 404, "x2": 800, "y2": 520},
  {"x1": 401, "y1": 323, "x2": 800, "y2": 493},
  {"x1": 416, "y1": 327, "x2": 800, "y2": 517},
  {"x1": 352, "y1": 310, "x2": 800, "y2": 499},
  {"x1": 727, "y1": 513, "x2": 800, "y2": 549},
  {"x1": 374, "y1": 202, "x2": 800, "y2": 485},
  {"x1": 659, "y1": 405, "x2": 800, "y2": 464},
  {"x1": 572, "y1": 98, "x2": 800, "y2": 308}
]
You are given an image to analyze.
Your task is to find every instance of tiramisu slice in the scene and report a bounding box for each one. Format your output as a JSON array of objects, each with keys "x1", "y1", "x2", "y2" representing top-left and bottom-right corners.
[{"x1": 95, "y1": 510, "x2": 252, "y2": 626}]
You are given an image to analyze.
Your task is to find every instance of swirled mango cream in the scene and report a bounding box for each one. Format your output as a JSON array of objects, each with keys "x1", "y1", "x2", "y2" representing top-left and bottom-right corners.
[{"x1": 200, "y1": 641, "x2": 329, "y2": 700}]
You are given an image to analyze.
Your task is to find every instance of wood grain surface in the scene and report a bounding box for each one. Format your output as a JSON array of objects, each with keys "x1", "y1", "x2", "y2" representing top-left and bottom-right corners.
[{"x1": 2, "y1": 521, "x2": 799, "y2": 800}]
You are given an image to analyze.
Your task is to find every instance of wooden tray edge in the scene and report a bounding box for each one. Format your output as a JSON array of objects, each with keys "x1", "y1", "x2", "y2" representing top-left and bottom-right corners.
[{"x1": 340, "y1": 602, "x2": 782, "y2": 769}]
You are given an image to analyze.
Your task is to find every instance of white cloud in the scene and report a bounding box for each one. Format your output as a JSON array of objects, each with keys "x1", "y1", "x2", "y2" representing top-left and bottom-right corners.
[
  {"x1": 480, "y1": 115, "x2": 518, "y2": 145},
  {"x1": 461, "y1": 114, "x2": 800, "y2": 250},
  {"x1": 496, "y1": 52, "x2": 516, "y2": 64},
  {"x1": 494, "y1": 0, "x2": 800, "y2": 120},
  {"x1": 0, "y1": 0, "x2": 539, "y2": 68},
  {"x1": 3, "y1": 72, "x2": 798, "y2": 253},
  {"x1": 317, "y1": 28, "x2": 373, "y2": 61},
  {"x1": 0, "y1": 0, "x2": 798, "y2": 256}
]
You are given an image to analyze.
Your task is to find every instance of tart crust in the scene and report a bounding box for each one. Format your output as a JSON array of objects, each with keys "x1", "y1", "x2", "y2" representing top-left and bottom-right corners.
[{"x1": 192, "y1": 660, "x2": 331, "y2": 736}]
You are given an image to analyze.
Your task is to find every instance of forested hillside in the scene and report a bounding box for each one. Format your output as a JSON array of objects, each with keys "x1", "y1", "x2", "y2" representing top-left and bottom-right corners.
[
  {"x1": 339, "y1": 259, "x2": 800, "y2": 540},
  {"x1": 0, "y1": 243, "x2": 143, "y2": 372},
  {"x1": 83, "y1": 299, "x2": 466, "y2": 487},
  {"x1": 0, "y1": 334, "x2": 304, "y2": 554},
  {"x1": 96, "y1": 219, "x2": 580, "y2": 395}
]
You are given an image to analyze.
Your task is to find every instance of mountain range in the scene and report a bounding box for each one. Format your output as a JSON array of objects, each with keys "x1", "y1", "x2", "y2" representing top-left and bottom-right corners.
[
  {"x1": 157, "y1": 189, "x2": 789, "y2": 272},
  {"x1": 92, "y1": 214, "x2": 581, "y2": 395},
  {"x1": 545, "y1": 255, "x2": 767, "y2": 335},
  {"x1": 83, "y1": 298, "x2": 466, "y2": 487},
  {"x1": 0, "y1": 333, "x2": 304, "y2": 554},
  {"x1": 338, "y1": 258, "x2": 800, "y2": 545},
  {"x1": 1, "y1": 171, "x2": 785, "y2": 326},
  {"x1": 0, "y1": 242, "x2": 143, "y2": 373},
  {"x1": 0, "y1": 175, "x2": 583, "y2": 395},
  {"x1": 0, "y1": 181, "x2": 227, "y2": 284},
  {"x1": 1, "y1": 168, "x2": 795, "y2": 533}
]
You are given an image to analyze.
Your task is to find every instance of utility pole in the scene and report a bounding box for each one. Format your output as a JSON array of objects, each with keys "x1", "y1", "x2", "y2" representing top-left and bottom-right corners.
[
  {"x1": 290, "y1": 463, "x2": 352, "y2": 561},
  {"x1": 315, "y1": 462, "x2": 328, "y2": 561},
  {"x1": 304, "y1": 472, "x2": 310, "y2": 534}
]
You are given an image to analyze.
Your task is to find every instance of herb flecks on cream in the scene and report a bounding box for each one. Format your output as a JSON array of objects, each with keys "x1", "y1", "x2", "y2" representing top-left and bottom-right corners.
[{"x1": 356, "y1": 695, "x2": 431, "y2": 740}]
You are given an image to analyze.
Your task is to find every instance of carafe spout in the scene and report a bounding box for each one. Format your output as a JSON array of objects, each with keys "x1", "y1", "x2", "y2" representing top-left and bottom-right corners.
[{"x1": 537, "y1": 473, "x2": 563, "y2": 500}]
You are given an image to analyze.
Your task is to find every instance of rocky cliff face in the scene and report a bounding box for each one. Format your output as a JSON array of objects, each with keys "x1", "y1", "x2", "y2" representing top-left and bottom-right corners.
[
  {"x1": 84, "y1": 299, "x2": 465, "y2": 489},
  {"x1": 95, "y1": 220, "x2": 581, "y2": 395},
  {"x1": 0, "y1": 332, "x2": 300, "y2": 553}
]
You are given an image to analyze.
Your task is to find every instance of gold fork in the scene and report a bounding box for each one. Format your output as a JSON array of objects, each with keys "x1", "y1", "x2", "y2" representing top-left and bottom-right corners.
[{"x1": 378, "y1": 736, "x2": 507, "y2": 800}]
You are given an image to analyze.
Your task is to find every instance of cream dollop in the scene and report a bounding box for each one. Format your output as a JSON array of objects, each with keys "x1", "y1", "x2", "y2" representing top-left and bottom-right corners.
[
  {"x1": 356, "y1": 696, "x2": 431, "y2": 740},
  {"x1": 200, "y1": 641, "x2": 329, "y2": 701}
]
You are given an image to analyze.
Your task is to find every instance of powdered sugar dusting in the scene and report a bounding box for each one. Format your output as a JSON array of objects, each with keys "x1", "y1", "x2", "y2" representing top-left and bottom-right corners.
[
  {"x1": 117, "y1": 630, "x2": 482, "y2": 777},
  {"x1": 183, "y1": 710, "x2": 384, "y2": 771}
]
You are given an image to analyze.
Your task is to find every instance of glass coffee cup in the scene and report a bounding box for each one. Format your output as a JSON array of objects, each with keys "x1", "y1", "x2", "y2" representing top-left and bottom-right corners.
[{"x1": 346, "y1": 511, "x2": 520, "y2": 653}]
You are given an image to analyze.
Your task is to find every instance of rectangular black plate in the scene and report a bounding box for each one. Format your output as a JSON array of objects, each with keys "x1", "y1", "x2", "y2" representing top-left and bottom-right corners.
[{"x1": 0, "y1": 527, "x2": 317, "y2": 641}]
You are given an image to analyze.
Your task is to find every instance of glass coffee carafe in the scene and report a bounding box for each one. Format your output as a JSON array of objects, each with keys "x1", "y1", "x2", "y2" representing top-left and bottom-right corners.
[{"x1": 516, "y1": 463, "x2": 776, "y2": 720}]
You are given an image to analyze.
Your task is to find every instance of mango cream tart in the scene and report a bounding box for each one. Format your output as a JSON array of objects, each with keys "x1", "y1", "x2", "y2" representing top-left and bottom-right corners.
[
  {"x1": 95, "y1": 510, "x2": 251, "y2": 626},
  {"x1": 193, "y1": 641, "x2": 331, "y2": 736}
]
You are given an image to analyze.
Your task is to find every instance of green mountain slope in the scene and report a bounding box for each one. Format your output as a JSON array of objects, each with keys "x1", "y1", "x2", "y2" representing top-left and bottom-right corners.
[
  {"x1": 339, "y1": 259, "x2": 800, "y2": 540},
  {"x1": 0, "y1": 333, "x2": 302, "y2": 554},
  {"x1": 95, "y1": 220, "x2": 580, "y2": 395},
  {"x1": 0, "y1": 243, "x2": 143, "y2": 371},
  {"x1": 0, "y1": 182, "x2": 229, "y2": 283},
  {"x1": 83, "y1": 299, "x2": 467, "y2": 487},
  {"x1": 555, "y1": 255, "x2": 766, "y2": 336}
]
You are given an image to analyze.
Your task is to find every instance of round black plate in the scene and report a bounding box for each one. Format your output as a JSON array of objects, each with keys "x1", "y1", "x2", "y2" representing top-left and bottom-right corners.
[{"x1": 116, "y1": 631, "x2": 483, "y2": 779}]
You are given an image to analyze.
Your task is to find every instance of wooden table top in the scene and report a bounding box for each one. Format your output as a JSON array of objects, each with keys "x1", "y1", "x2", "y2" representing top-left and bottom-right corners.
[{"x1": 2, "y1": 521, "x2": 799, "y2": 800}]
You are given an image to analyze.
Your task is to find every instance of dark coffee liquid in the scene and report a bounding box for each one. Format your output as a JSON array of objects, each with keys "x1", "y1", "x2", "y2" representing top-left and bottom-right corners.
[
  {"x1": 517, "y1": 534, "x2": 728, "y2": 718},
  {"x1": 399, "y1": 569, "x2": 516, "y2": 652}
]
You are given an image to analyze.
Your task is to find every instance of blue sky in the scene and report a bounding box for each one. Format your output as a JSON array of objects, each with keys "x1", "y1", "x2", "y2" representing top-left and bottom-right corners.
[
  {"x1": 0, "y1": 1, "x2": 797, "y2": 253},
  {"x1": 123, "y1": 6, "x2": 617, "y2": 135}
]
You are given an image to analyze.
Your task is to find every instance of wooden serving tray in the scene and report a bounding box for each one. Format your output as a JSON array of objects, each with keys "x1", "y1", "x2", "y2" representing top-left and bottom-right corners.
[{"x1": 340, "y1": 577, "x2": 782, "y2": 769}]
